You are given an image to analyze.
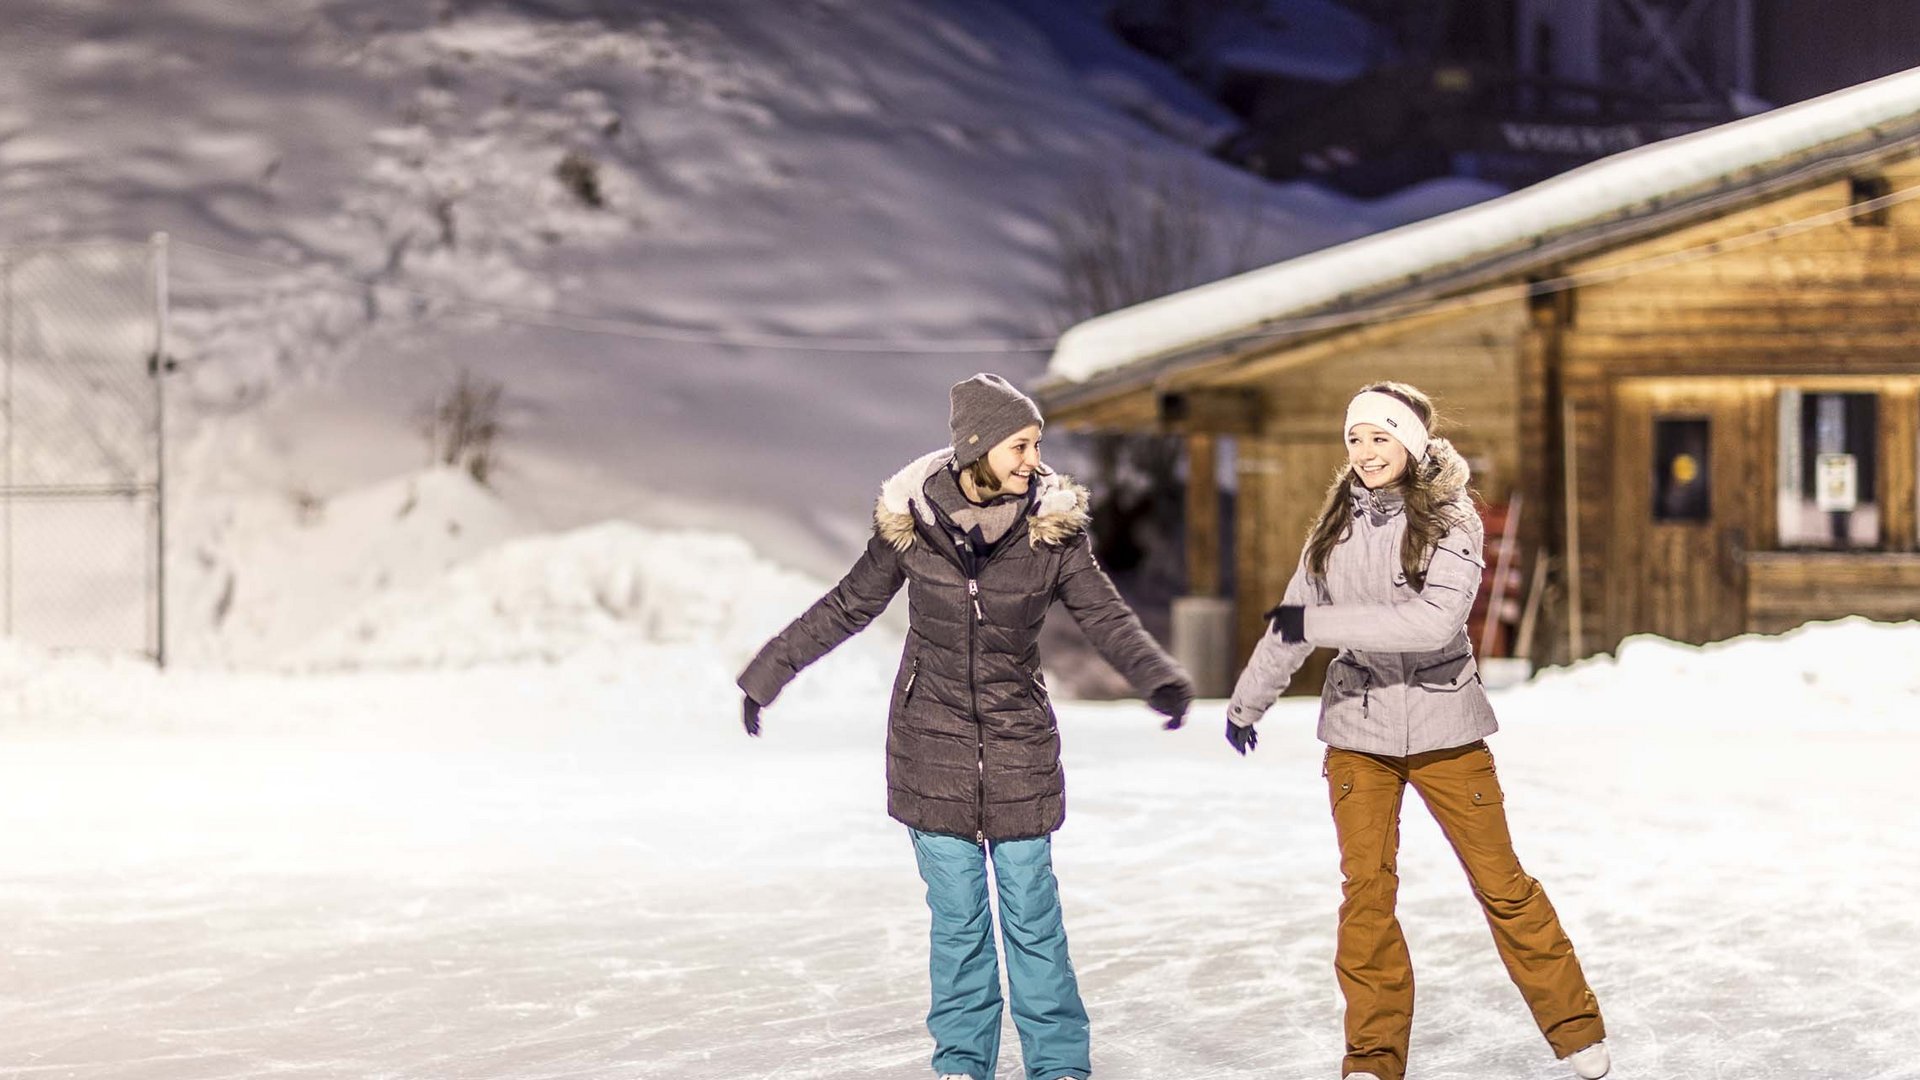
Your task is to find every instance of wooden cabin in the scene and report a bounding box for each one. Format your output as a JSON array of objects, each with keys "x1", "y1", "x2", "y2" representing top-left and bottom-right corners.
[{"x1": 1036, "y1": 68, "x2": 1920, "y2": 684}]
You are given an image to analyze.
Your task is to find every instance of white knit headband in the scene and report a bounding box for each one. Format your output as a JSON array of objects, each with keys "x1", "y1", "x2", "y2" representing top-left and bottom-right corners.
[{"x1": 1344, "y1": 391, "x2": 1430, "y2": 461}]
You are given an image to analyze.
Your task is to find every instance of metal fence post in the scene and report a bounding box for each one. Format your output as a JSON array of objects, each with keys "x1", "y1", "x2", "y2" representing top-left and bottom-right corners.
[
  {"x1": 151, "y1": 232, "x2": 169, "y2": 668},
  {"x1": 2, "y1": 247, "x2": 11, "y2": 641}
]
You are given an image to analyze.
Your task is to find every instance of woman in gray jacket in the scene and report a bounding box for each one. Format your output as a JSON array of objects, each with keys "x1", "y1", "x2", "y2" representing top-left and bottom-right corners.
[
  {"x1": 1226, "y1": 382, "x2": 1611, "y2": 1080},
  {"x1": 740, "y1": 373, "x2": 1193, "y2": 1080}
]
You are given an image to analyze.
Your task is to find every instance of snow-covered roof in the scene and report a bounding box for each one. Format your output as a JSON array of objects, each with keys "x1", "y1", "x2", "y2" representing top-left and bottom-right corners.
[{"x1": 1046, "y1": 65, "x2": 1920, "y2": 388}]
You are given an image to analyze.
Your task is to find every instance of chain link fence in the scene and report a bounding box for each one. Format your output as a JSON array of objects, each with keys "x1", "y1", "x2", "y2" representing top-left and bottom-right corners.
[{"x1": 0, "y1": 237, "x2": 167, "y2": 662}]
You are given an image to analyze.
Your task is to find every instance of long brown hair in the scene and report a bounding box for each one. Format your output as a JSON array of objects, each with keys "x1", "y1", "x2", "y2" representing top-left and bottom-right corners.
[
  {"x1": 964, "y1": 456, "x2": 1003, "y2": 497},
  {"x1": 1303, "y1": 381, "x2": 1468, "y2": 589}
]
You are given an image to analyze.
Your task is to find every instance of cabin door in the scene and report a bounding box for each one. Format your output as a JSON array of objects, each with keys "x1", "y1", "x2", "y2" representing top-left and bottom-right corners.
[{"x1": 1608, "y1": 378, "x2": 1771, "y2": 646}]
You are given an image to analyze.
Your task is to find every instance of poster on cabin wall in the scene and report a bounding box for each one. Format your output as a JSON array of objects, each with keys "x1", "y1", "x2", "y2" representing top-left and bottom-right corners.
[{"x1": 1816, "y1": 453, "x2": 1859, "y2": 512}]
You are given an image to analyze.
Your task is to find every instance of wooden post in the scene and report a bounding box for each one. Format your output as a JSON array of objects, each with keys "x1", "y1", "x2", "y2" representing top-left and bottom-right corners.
[
  {"x1": 1880, "y1": 380, "x2": 1919, "y2": 553},
  {"x1": 1186, "y1": 434, "x2": 1220, "y2": 597},
  {"x1": 1562, "y1": 395, "x2": 1584, "y2": 659}
]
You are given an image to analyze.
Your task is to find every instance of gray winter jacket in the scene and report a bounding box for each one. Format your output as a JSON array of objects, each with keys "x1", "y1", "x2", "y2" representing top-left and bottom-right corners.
[
  {"x1": 740, "y1": 448, "x2": 1189, "y2": 841},
  {"x1": 1226, "y1": 441, "x2": 1497, "y2": 757}
]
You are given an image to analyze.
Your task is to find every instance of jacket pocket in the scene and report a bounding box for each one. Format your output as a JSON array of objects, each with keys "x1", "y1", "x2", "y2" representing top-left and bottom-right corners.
[
  {"x1": 1028, "y1": 671, "x2": 1057, "y2": 730},
  {"x1": 1027, "y1": 669, "x2": 1049, "y2": 701},
  {"x1": 1407, "y1": 653, "x2": 1497, "y2": 744},
  {"x1": 1412, "y1": 650, "x2": 1479, "y2": 692},
  {"x1": 1327, "y1": 655, "x2": 1373, "y2": 715}
]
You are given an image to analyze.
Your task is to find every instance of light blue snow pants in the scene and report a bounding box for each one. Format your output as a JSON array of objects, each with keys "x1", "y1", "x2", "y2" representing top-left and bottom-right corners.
[{"x1": 909, "y1": 828, "x2": 1090, "y2": 1080}]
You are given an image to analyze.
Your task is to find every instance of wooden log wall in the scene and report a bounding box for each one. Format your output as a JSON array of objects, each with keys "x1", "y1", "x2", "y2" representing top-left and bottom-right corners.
[
  {"x1": 1746, "y1": 553, "x2": 1920, "y2": 633},
  {"x1": 1220, "y1": 303, "x2": 1529, "y2": 501},
  {"x1": 1228, "y1": 303, "x2": 1528, "y2": 688},
  {"x1": 1558, "y1": 148, "x2": 1920, "y2": 655},
  {"x1": 1234, "y1": 435, "x2": 1340, "y2": 693}
]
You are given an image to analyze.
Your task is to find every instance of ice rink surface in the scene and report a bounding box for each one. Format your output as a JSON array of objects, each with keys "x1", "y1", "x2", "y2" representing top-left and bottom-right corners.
[{"x1": 3, "y1": 622, "x2": 1917, "y2": 1079}]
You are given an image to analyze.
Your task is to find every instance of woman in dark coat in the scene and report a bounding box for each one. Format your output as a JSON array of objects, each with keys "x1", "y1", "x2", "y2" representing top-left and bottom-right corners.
[{"x1": 739, "y1": 373, "x2": 1193, "y2": 1080}]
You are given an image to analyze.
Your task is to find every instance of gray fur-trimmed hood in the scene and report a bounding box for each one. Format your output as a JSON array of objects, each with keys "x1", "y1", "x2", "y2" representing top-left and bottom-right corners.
[
  {"x1": 1425, "y1": 436, "x2": 1472, "y2": 501},
  {"x1": 874, "y1": 448, "x2": 1090, "y2": 552}
]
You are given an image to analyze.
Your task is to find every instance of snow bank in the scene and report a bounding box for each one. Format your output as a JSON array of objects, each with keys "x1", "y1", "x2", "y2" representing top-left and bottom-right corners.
[
  {"x1": 1513, "y1": 616, "x2": 1920, "y2": 732},
  {"x1": 0, "y1": 518, "x2": 903, "y2": 735},
  {"x1": 182, "y1": 468, "x2": 524, "y2": 667},
  {"x1": 285, "y1": 520, "x2": 838, "y2": 668},
  {"x1": 280, "y1": 521, "x2": 903, "y2": 718}
]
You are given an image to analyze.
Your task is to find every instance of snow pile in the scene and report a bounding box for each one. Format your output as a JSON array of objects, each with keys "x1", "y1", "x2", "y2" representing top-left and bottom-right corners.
[
  {"x1": 182, "y1": 467, "x2": 524, "y2": 667},
  {"x1": 1517, "y1": 616, "x2": 1920, "y2": 732},
  {"x1": 0, "y1": 637, "x2": 159, "y2": 732},
  {"x1": 284, "y1": 520, "x2": 859, "y2": 670}
]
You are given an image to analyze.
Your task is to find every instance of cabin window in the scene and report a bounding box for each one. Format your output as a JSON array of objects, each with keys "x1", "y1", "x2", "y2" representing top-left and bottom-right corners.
[
  {"x1": 1652, "y1": 418, "x2": 1711, "y2": 522},
  {"x1": 1851, "y1": 175, "x2": 1891, "y2": 226},
  {"x1": 1776, "y1": 389, "x2": 1880, "y2": 548}
]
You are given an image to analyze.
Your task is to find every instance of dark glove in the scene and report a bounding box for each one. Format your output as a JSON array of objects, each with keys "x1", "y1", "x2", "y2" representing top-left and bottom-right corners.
[
  {"x1": 1146, "y1": 681, "x2": 1193, "y2": 730},
  {"x1": 742, "y1": 695, "x2": 763, "y2": 737},
  {"x1": 1263, "y1": 603, "x2": 1305, "y2": 643},
  {"x1": 1226, "y1": 719, "x2": 1258, "y2": 755}
]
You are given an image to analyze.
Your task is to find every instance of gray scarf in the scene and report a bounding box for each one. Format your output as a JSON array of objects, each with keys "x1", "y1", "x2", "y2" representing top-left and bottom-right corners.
[{"x1": 927, "y1": 468, "x2": 1026, "y2": 546}]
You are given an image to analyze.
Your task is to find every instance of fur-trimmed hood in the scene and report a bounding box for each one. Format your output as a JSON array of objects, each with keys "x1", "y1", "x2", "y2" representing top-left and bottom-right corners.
[
  {"x1": 1425, "y1": 436, "x2": 1472, "y2": 499},
  {"x1": 874, "y1": 447, "x2": 1090, "y2": 552}
]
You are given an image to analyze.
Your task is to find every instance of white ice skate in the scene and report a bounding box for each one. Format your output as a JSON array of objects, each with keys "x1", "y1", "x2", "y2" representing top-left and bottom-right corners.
[{"x1": 1568, "y1": 1040, "x2": 1611, "y2": 1079}]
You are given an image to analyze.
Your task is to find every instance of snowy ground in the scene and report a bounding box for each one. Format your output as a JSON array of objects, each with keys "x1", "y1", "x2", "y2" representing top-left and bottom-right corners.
[{"x1": 4, "y1": 617, "x2": 1916, "y2": 1079}]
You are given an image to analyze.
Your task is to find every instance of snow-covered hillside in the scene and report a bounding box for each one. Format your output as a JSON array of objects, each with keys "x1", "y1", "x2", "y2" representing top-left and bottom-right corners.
[{"x1": 3, "y1": 0, "x2": 1498, "y2": 667}]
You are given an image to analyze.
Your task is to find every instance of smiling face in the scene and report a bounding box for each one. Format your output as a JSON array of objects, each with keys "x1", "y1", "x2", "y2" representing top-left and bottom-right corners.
[
  {"x1": 1347, "y1": 423, "x2": 1410, "y2": 489},
  {"x1": 985, "y1": 424, "x2": 1043, "y2": 495}
]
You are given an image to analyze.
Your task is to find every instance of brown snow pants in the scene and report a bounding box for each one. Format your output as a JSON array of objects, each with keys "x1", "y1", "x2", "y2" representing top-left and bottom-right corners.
[{"x1": 1325, "y1": 741, "x2": 1604, "y2": 1080}]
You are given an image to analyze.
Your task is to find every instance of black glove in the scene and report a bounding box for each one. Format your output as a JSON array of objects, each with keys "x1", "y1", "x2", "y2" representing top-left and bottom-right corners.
[
  {"x1": 1226, "y1": 719, "x2": 1258, "y2": 755},
  {"x1": 1263, "y1": 603, "x2": 1305, "y2": 643},
  {"x1": 1146, "y1": 681, "x2": 1193, "y2": 730},
  {"x1": 742, "y1": 695, "x2": 763, "y2": 737}
]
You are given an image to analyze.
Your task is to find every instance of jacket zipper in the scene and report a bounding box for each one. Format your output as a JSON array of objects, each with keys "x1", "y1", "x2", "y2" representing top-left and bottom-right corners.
[
  {"x1": 902, "y1": 658, "x2": 919, "y2": 702},
  {"x1": 916, "y1": 511, "x2": 1012, "y2": 849},
  {"x1": 968, "y1": 573, "x2": 985, "y2": 845}
]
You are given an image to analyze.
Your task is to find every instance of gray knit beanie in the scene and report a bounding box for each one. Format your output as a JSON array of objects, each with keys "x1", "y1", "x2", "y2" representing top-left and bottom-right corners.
[{"x1": 949, "y1": 373, "x2": 1043, "y2": 467}]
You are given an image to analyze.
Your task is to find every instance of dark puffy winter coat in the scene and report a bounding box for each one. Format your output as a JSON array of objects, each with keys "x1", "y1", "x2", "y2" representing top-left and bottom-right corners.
[{"x1": 740, "y1": 448, "x2": 1188, "y2": 841}]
